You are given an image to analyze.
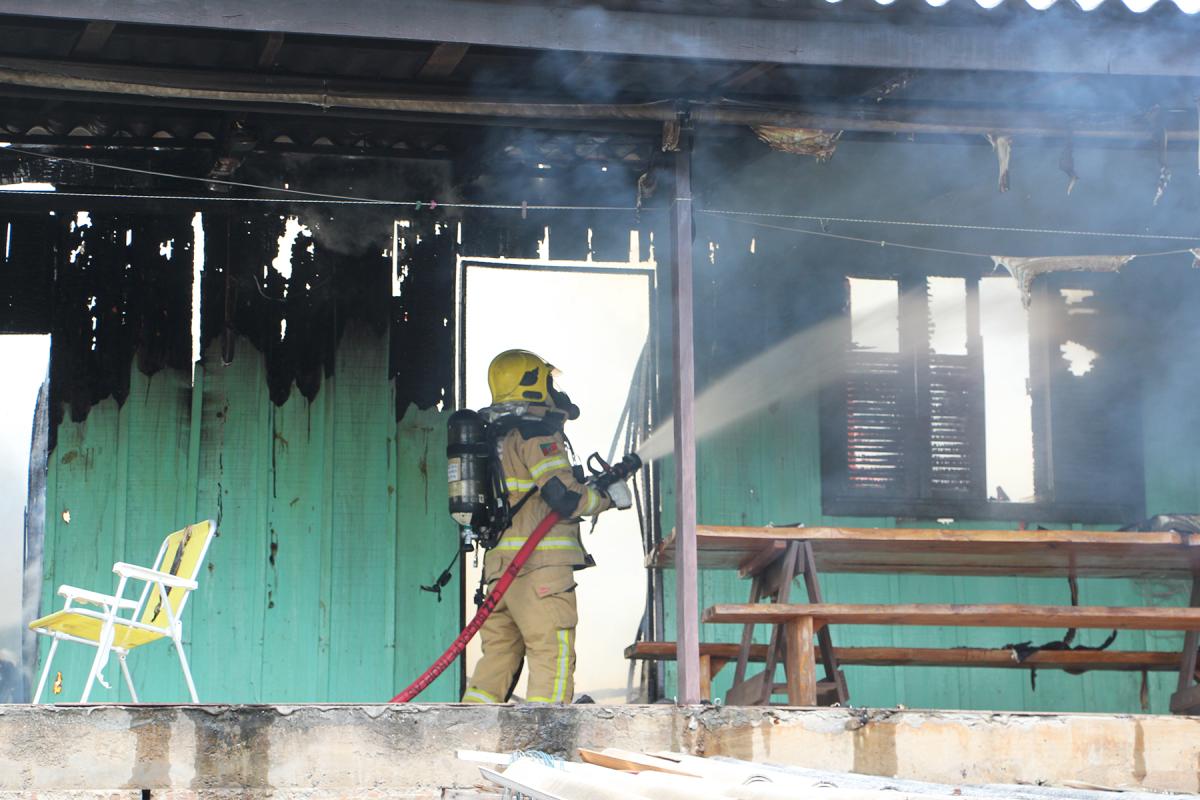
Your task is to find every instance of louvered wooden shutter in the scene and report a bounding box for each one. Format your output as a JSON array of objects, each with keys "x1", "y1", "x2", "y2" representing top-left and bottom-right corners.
[
  {"x1": 824, "y1": 275, "x2": 986, "y2": 514},
  {"x1": 843, "y1": 349, "x2": 912, "y2": 496},
  {"x1": 925, "y1": 352, "x2": 983, "y2": 498}
]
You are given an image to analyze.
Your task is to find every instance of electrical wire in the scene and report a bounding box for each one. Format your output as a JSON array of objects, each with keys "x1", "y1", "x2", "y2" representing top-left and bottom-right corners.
[
  {"x1": 1, "y1": 189, "x2": 654, "y2": 213},
  {"x1": 0, "y1": 145, "x2": 659, "y2": 212},
  {"x1": 705, "y1": 213, "x2": 1200, "y2": 261},
  {"x1": 701, "y1": 207, "x2": 1200, "y2": 243},
  {"x1": 1, "y1": 143, "x2": 397, "y2": 203},
  {"x1": 6, "y1": 144, "x2": 1200, "y2": 247}
]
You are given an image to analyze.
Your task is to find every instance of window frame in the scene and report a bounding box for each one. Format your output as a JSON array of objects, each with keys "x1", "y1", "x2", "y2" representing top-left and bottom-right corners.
[{"x1": 820, "y1": 270, "x2": 1144, "y2": 524}]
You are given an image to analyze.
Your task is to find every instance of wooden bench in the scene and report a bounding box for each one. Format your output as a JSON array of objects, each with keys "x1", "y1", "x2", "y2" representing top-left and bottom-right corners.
[
  {"x1": 702, "y1": 603, "x2": 1200, "y2": 705},
  {"x1": 652, "y1": 525, "x2": 1200, "y2": 578},
  {"x1": 626, "y1": 641, "x2": 1184, "y2": 703},
  {"x1": 650, "y1": 525, "x2": 1200, "y2": 711}
]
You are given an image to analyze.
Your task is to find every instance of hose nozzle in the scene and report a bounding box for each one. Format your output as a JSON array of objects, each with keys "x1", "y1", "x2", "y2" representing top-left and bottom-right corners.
[
  {"x1": 586, "y1": 452, "x2": 643, "y2": 489},
  {"x1": 608, "y1": 452, "x2": 643, "y2": 482}
]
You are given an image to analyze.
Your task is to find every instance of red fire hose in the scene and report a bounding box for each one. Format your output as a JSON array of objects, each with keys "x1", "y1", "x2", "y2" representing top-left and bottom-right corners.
[{"x1": 389, "y1": 510, "x2": 562, "y2": 703}]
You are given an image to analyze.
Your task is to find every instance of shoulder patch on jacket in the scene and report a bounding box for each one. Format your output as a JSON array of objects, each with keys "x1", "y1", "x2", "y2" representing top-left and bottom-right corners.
[{"x1": 539, "y1": 441, "x2": 560, "y2": 456}]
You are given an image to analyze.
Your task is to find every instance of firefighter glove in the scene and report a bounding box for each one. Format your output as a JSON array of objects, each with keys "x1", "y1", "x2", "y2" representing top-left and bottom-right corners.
[{"x1": 602, "y1": 479, "x2": 633, "y2": 511}]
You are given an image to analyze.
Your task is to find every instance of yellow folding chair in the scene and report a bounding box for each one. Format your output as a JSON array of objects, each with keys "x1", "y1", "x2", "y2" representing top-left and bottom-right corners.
[{"x1": 29, "y1": 519, "x2": 217, "y2": 703}]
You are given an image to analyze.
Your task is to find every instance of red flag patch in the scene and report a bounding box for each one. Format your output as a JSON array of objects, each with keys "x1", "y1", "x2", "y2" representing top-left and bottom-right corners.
[{"x1": 540, "y1": 441, "x2": 560, "y2": 456}]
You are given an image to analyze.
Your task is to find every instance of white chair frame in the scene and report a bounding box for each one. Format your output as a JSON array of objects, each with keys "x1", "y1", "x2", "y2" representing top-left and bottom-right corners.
[{"x1": 31, "y1": 521, "x2": 216, "y2": 703}]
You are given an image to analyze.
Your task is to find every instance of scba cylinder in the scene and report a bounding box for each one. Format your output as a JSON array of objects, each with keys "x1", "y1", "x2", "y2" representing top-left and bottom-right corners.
[{"x1": 447, "y1": 409, "x2": 490, "y2": 527}]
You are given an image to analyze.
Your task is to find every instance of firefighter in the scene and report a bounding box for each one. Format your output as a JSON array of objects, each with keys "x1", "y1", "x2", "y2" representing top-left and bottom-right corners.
[{"x1": 462, "y1": 349, "x2": 629, "y2": 704}]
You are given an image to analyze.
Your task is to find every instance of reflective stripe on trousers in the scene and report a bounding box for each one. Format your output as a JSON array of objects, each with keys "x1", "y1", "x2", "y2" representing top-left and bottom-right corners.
[
  {"x1": 462, "y1": 687, "x2": 500, "y2": 703},
  {"x1": 527, "y1": 628, "x2": 574, "y2": 703}
]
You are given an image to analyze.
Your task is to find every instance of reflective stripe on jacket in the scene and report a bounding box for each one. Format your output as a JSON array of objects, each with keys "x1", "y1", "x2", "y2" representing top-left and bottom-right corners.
[{"x1": 482, "y1": 411, "x2": 611, "y2": 582}]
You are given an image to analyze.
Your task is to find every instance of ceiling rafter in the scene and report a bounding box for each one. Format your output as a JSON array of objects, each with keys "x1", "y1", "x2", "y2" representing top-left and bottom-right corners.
[{"x1": 417, "y1": 43, "x2": 470, "y2": 79}]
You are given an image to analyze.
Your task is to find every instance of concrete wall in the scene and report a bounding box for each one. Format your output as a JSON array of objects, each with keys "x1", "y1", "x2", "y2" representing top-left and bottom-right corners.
[{"x1": 2, "y1": 704, "x2": 1198, "y2": 799}]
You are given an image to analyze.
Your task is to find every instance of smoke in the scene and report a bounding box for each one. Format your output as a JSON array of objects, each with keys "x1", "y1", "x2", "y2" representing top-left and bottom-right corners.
[
  {"x1": 636, "y1": 124, "x2": 1200, "y2": 532},
  {"x1": 237, "y1": 154, "x2": 460, "y2": 256}
]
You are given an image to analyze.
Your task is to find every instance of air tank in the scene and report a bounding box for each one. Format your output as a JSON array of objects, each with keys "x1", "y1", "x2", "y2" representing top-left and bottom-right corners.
[{"x1": 446, "y1": 409, "x2": 489, "y2": 528}]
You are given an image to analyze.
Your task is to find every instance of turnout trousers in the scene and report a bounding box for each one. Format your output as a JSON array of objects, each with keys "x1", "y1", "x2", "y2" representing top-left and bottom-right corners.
[{"x1": 462, "y1": 565, "x2": 577, "y2": 704}]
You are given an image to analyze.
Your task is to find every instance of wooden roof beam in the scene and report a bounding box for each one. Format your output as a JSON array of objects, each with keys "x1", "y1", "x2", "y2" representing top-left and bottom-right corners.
[
  {"x1": 710, "y1": 62, "x2": 777, "y2": 92},
  {"x1": 0, "y1": 55, "x2": 1195, "y2": 141},
  {"x1": 418, "y1": 43, "x2": 469, "y2": 79},
  {"x1": 70, "y1": 21, "x2": 115, "y2": 59},
  {"x1": 8, "y1": 0, "x2": 1200, "y2": 78},
  {"x1": 255, "y1": 31, "x2": 284, "y2": 70},
  {"x1": 858, "y1": 70, "x2": 914, "y2": 102}
]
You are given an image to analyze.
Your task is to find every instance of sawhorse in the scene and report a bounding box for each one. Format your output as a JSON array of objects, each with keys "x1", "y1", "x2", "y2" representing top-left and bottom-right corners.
[{"x1": 726, "y1": 540, "x2": 848, "y2": 706}]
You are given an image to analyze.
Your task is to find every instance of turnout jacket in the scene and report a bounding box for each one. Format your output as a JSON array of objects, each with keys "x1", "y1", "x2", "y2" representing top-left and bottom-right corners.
[{"x1": 482, "y1": 405, "x2": 611, "y2": 583}]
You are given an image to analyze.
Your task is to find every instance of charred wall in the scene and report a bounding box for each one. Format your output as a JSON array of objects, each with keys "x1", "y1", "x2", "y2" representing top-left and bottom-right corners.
[
  {"x1": 0, "y1": 142, "x2": 658, "y2": 448},
  {"x1": 0, "y1": 203, "x2": 458, "y2": 448}
]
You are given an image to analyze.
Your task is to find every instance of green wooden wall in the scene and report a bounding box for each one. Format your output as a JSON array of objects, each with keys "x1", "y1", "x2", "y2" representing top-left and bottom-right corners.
[
  {"x1": 651, "y1": 134, "x2": 1200, "y2": 713},
  {"x1": 39, "y1": 327, "x2": 460, "y2": 703}
]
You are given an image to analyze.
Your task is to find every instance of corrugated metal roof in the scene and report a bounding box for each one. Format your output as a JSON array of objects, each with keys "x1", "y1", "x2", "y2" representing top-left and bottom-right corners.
[
  {"x1": 845, "y1": 0, "x2": 1198, "y2": 13},
  {"x1": 602, "y1": 0, "x2": 1200, "y2": 15}
]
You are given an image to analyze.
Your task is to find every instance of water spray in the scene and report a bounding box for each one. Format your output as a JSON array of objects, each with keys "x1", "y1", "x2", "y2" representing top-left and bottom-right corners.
[{"x1": 633, "y1": 291, "x2": 949, "y2": 465}]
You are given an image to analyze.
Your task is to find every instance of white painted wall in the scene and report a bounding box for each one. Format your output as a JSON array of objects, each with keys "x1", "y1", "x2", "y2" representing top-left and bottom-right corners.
[{"x1": 0, "y1": 334, "x2": 49, "y2": 701}]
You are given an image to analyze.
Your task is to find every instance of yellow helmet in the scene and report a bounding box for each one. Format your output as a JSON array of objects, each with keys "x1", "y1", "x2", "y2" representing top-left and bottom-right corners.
[{"x1": 488, "y1": 349, "x2": 555, "y2": 405}]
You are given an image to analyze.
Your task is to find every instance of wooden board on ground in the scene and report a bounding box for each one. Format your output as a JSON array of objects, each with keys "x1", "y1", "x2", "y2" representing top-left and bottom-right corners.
[
  {"x1": 578, "y1": 748, "x2": 698, "y2": 776},
  {"x1": 623, "y1": 641, "x2": 1182, "y2": 671},
  {"x1": 703, "y1": 603, "x2": 1200, "y2": 630},
  {"x1": 651, "y1": 526, "x2": 1200, "y2": 578}
]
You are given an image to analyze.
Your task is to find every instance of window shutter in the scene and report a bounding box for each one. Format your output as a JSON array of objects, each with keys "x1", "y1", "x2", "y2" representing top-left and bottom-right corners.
[
  {"x1": 843, "y1": 348, "x2": 912, "y2": 496},
  {"x1": 1028, "y1": 273, "x2": 1143, "y2": 517},
  {"x1": 926, "y1": 351, "x2": 983, "y2": 498}
]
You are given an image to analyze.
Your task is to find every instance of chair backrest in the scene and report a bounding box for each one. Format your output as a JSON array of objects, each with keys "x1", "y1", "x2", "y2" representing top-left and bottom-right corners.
[{"x1": 139, "y1": 520, "x2": 217, "y2": 630}]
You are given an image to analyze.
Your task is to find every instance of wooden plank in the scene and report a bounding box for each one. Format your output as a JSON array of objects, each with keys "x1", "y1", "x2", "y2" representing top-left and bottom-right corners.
[
  {"x1": 559, "y1": 53, "x2": 601, "y2": 88},
  {"x1": 704, "y1": 603, "x2": 1200, "y2": 631},
  {"x1": 14, "y1": 1, "x2": 1200, "y2": 79},
  {"x1": 255, "y1": 31, "x2": 284, "y2": 69},
  {"x1": 801, "y1": 540, "x2": 847, "y2": 704},
  {"x1": 842, "y1": 647, "x2": 1181, "y2": 671},
  {"x1": 6, "y1": 52, "x2": 1200, "y2": 142},
  {"x1": 709, "y1": 61, "x2": 777, "y2": 91},
  {"x1": 1170, "y1": 578, "x2": 1200, "y2": 714},
  {"x1": 418, "y1": 43, "x2": 470, "y2": 78},
  {"x1": 1176, "y1": 579, "x2": 1200, "y2": 692},
  {"x1": 725, "y1": 670, "x2": 769, "y2": 706},
  {"x1": 785, "y1": 617, "x2": 817, "y2": 705},
  {"x1": 732, "y1": 572, "x2": 762, "y2": 687},
  {"x1": 756, "y1": 542, "x2": 799, "y2": 703},
  {"x1": 654, "y1": 526, "x2": 1200, "y2": 578},
  {"x1": 71, "y1": 21, "x2": 115, "y2": 58},
  {"x1": 577, "y1": 748, "x2": 697, "y2": 776},
  {"x1": 393, "y1": 406, "x2": 461, "y2": 701},
  {"x1": 735, "y1": 525, "x2": 1193, "y2": 546},
  {"x1": 258, "y1": 361, "x2": 327, "y2": 701},
  {"x1": 625, "y1": 641, "x2": 1182, "y2": 671},
  {"x1": 736, "y1": 541, "x2": 786, "y2": 578},
  {"x1": 328, "y1": 328, "x2": 399, "y2": 701},
  {"x1": 857, "y1": 69, "x2": 914, "y2": 102}
]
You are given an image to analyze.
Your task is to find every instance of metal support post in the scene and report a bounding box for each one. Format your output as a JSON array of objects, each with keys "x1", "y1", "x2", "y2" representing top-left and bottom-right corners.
[{"x1": 671, "y1": 130, "x2": 701, "y2": 705}]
